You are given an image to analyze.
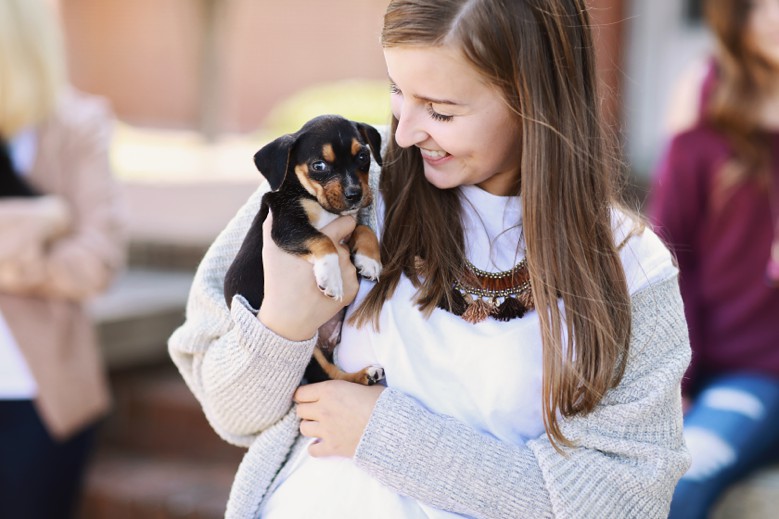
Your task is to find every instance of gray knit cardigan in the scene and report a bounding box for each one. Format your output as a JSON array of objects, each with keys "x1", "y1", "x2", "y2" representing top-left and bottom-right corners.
[{"x1": 169, "y1": 172, "x2": 691, "y2": 518}]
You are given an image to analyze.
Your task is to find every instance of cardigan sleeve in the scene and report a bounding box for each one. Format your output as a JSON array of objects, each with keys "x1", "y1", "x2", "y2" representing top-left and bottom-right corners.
[
  {"x1": 354, "y1": 275, "x2": 691, "y2": 519},
  {"x1": 168, "y1": 182, "x2": 318, "y2": 447},
  {"x1": 0, "y1": 93, "x2": 126, "y2": 301}
]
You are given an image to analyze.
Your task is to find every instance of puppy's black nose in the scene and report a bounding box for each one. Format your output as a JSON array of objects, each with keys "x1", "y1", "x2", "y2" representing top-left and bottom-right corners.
[{"x1": 344, "y1": 185, "x2": 362, "y2": 202}]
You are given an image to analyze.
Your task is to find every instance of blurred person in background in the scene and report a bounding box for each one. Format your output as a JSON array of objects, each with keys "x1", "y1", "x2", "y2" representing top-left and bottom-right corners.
[
  {"x1": 649, "y1": 0, "x2": 779, "y2": 517},
  {"x1": 0, "y1": 0, "x2": 127, "y2": 517}
]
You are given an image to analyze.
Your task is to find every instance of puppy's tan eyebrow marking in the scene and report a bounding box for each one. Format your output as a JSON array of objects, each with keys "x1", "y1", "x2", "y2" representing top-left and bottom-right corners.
[
  {"x1": 322, "y1": 144, "x2": 335, "y2": 162},
  {"x1": 351, "y1": 139, "x2": 363, "y2": 156}
]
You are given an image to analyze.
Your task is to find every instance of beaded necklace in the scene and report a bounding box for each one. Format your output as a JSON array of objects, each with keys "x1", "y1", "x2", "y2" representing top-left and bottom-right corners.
[
  {"x1": 434, "y1": 226, "x2": 641, "y2": 323},
  {"x1": 437, "y1": 258, "x2": 534, "y2": 323}
]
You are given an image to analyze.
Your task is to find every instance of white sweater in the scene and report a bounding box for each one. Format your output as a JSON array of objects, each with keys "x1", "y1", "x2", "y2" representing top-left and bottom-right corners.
[{"x1": 169, "y1": 176, "x2": 691, "y2": 518}]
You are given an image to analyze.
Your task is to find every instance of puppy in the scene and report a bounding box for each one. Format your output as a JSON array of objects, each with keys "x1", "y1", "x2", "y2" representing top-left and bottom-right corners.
[{"x1": 224, "y1": 115, "x2": 384, "y2": 385}]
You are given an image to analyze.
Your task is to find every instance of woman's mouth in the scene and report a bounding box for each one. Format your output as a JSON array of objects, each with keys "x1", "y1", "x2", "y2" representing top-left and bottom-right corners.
[{"x1": 418, "y1": 147, "x2": 450, "y2": 163}]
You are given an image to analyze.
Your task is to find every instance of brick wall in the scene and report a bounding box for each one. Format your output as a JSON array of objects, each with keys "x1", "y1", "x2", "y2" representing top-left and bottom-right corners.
[{"x1": 59, "y1": 0, "x2": 625, "y2": 134}]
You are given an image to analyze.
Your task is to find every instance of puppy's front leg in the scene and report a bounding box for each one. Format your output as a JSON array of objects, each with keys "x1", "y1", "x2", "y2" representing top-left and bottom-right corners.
[
  {"x1": 305, "y1": 235, "x2": 345, "y2": 301},
  {"x1": 349, "y1": 224, "x2": 382, "y2": 281}
]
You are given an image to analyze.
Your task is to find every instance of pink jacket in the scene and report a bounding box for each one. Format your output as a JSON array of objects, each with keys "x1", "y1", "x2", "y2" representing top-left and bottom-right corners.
[{"x1": 0, "y1": 89, "x2": 127, "y2": 439}]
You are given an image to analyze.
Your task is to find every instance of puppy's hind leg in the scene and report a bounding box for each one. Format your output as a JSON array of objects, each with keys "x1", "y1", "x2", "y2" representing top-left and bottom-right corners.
[
  {"x1": 224, "y1": 200, "x2": 270, "y2": 309},
  {"x1": 311, "y1": 348, "x2": 384, "y2": 386}
]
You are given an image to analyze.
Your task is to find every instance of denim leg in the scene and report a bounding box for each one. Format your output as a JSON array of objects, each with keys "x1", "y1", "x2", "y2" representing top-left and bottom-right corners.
[
  {"x1": 668, "y1": 374, "x2": 779, "y2": 519},
  {"x1": 0, "y1": 400, "x2": 99, "y2": 519}
]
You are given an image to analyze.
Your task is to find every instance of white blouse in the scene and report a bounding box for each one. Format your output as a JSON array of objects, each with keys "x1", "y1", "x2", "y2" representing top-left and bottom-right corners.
[
  {"x1": 0, "y1": 129, "x2": 39, "y2": 399},
  {"x1": 261, "y1": 185, "x2": 676, "y2": 518}
]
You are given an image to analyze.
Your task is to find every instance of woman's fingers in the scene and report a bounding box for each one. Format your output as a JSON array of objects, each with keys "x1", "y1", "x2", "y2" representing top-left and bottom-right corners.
[
  {"x1": 294, "y1": 401, "x2": 320, "y2": 422},
  {"x1": 298, "y1": 419, "x2": 320, "y2": 439},
  {"x1": 320, "y1": 214, "x2": 357, "y2": 245},
  {"x1": 292, "y1": 381, "x2": 385, "y2": 458},
  {"x1": 293, "y1": 383, "x2": 320, "y2": 404},
  {"x1": 258, "y1": 212, "x2": 361, "y2": 339}
]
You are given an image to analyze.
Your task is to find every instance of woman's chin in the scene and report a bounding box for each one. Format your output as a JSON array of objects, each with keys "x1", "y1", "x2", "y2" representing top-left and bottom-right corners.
[
  {"x1": 422, "y1": 166, "x2": 460, "y2": 191},
  {"x1": 423, "y1": 172, "x2": 458, "y2": 191}
]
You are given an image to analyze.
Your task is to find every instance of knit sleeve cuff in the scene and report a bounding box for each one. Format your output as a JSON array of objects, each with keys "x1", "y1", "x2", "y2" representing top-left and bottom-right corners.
[
  {"x1": 354, "y1": 388, "x2": 552, "y2": 518},
  {"x1": 230, "y1": 293, "x2": 318, "y2": 361},
  {"x1": 197, "y1": 294, "x2": 317, "y2": 440}
]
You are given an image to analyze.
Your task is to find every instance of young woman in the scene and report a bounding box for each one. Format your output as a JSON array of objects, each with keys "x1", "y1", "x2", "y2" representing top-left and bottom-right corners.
[
  {"x1": 0, "y1": 0, "x2": 127, "y2": 517},
  {"x1": 649, "y1": 0, "x2": 779, "y2": 517},
  {"x1": 170, "y1": 1, "x2": 691, "y2": 517}
]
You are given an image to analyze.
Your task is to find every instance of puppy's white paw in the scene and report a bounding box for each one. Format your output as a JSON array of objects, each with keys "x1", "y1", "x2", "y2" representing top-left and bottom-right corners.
[
  {"x1": 353, "y1": 253, "x2": 382, "y2": 281},
  {"x1": 366, "y1": 365, "x2": 385, "y2": 385},
  {"x1": 314, "y1": 253, "x2": 344, "y2": 301}
]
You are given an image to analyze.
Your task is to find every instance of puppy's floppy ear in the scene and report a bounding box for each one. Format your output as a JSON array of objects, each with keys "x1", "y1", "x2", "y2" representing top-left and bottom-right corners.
[
  {"x1": 355, "y1": 122, "x2": 383, "y2": 167},
  {"x1": 253, "y1": 133, "x2": 297, "y2": 191}
]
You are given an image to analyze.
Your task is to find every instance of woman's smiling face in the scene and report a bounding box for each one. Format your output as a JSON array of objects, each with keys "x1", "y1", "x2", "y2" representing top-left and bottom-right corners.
[{"x1": 384, "y1": 45, "x2": 522, "y2": 196}]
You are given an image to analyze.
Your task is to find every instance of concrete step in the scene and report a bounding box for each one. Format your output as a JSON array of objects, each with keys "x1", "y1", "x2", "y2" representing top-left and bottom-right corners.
[
  {"x1": 78, "y1": 365, "x2": 243, "y2": 519},
  {"x1": 102, "y1": 365, "x2": 243, "y2": 464},
  {"x1": 89, "y1": 268, "x2": 194, "y2": 369},
  {"x1": 713, "y1": 466, "x2": 779, "y2": 519},
  {"x1": 122, "y1": 179, "x2": 258, "y2": 255},
  {"x1": 128, "y1": 241, "x2": 209, "y2": 272},
  {"x1": 79, "y1": 452, "x2": 236, "y2": 519}
]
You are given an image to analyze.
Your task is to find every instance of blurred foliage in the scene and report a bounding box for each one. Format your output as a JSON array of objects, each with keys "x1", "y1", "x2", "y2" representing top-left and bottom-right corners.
[{"x1": 261, "y1": 79, "x2": 392, "y2": 137}]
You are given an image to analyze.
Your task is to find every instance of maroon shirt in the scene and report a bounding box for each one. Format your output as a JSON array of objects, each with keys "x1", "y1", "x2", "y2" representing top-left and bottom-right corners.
[{"x1": 649, "y1": 125, "x2": 779, "y2": 392}]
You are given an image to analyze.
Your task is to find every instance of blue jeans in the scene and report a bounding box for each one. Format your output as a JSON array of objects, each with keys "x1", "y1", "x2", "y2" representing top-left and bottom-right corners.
[
  {"x1": 0, "y1": 400, "x2": 99, "y2": 519},
  {"x1": 669, "y1": 374, "x2": 779, "y2": 519}
]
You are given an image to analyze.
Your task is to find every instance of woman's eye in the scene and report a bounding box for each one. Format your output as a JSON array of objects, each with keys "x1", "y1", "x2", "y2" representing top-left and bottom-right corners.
[
  {"x1": 389, "y1": 82, "x2": 401, "y2": 95},
  {"x1": 426, "y1": 104, "x2": 454, "y2": 122},
  {"x1": 311, "y1": 161, "x2": 328, "y2": 173}
]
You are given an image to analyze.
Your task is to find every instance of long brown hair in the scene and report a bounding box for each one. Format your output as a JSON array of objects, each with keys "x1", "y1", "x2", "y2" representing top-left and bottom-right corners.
[
  {"x1": 704, "y1": 0, "x2": 777, "y2": 189},
  {"x1": 351, "y1": 0, "x2": 633, "y2": 449}
]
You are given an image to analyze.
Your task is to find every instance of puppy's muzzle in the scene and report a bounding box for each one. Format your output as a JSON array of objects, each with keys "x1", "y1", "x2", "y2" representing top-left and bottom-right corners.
[{"x1": 344, "y1": 185, "x2": 363, "y2": 205}]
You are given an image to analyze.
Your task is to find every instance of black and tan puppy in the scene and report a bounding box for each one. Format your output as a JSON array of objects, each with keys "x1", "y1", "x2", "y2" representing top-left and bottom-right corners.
[{"x1": 224, "y1": 115, "x2": 384, "y2": 385}]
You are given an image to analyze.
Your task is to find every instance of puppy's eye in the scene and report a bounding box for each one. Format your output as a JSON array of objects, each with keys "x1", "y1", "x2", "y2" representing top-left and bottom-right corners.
[
  {"x1": 357, "y1": 151, "x2": 370, "y2": 164},
  {"x1": 311, "y1": 161, "x2": 328, "y2": 173}
]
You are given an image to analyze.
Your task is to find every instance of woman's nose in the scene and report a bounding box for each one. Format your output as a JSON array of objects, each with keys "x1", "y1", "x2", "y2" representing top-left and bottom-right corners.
[{"x1": 392, "y1": 102, "x2": 427, "y2": 149}]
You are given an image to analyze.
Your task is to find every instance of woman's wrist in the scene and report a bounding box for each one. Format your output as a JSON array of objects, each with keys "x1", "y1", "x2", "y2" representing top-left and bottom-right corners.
[{"x1": 257, "y1": 304, "x2": 318, "y2": 342}]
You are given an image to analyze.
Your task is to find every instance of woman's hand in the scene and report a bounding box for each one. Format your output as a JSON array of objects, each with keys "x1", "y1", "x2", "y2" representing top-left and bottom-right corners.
[
  {"x1": 294, "y1": 380, "x2": 385, "y2": 457},
  {"x1": 0, "y1": 196, "x2": 72, "y2": 292},
  {"x1": 257, "y1": 212, "x2": 360, "y2": 341},
  {"x1": 0, "y1": 196, "x2": 71, "y2": 256}
]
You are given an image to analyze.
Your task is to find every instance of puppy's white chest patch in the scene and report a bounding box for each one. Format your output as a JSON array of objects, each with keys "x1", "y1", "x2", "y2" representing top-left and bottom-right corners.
[{"x1": 302, "y1": 198, "x2": 339, "y2": 230}]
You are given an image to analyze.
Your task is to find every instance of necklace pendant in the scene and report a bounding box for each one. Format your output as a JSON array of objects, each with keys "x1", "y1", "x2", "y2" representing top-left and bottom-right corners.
[
  {"x1": 441, "y1": 258, "x2": 535, "y2": 323},
  {"x1": 462, "y1": 297, "x2": 492, "y2": 323}
]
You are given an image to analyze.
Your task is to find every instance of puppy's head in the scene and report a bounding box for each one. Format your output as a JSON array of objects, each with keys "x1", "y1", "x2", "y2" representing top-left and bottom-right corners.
[{"x1": 254, "y1": 115, "x2": 382, "y2": 214}]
